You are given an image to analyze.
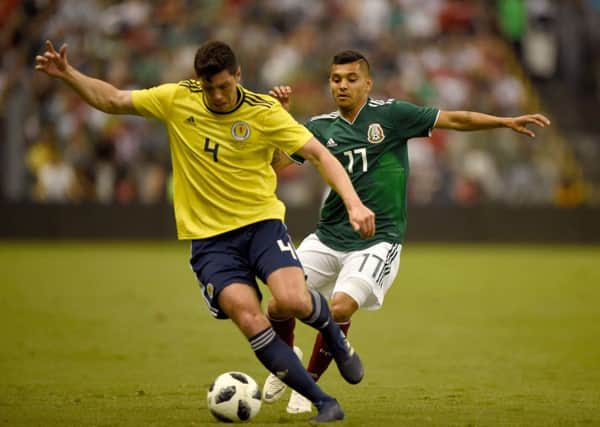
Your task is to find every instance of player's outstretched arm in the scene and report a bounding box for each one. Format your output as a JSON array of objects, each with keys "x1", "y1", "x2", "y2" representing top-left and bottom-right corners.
[
  {"x1": 297, "y1": 138, "x2": 375, "y2": 239},
  {"x1": 35, "y1": 40, "x2": 137, "y2": 115},
  {"x1": 435, "y1": 111, "x2": 551, "y2": 138}
]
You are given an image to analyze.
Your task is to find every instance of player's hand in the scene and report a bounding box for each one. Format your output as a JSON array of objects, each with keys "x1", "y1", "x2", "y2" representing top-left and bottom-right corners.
[
  {"x1": 348, "y1": 202, "x2": 376, "y2": 239},
  {"x1": 507, "y1": 114, "x2": 551, "y2": 138},
  {"x1": 35, "y1": 40, "x2": 70, "y2": 78},
  {"x1": 269, "y1": 85, "x2": 292, "y2": 111}
]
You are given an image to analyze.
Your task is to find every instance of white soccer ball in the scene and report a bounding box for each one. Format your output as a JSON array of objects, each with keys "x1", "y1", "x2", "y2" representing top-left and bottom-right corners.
[{"x1": 207, "y1": 371, "x2": 262, "y2": 423}]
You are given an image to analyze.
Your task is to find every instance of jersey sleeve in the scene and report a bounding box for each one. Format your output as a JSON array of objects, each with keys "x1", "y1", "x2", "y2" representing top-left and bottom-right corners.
[
  {"x1": 304, "y1": 120, "x2": 321, "y2": 140},
  {"x1": 289, "y1": 120, "x2": 323, "y2": 164},
  {"x1": 290, "y1": 120, "x2": 323, "y2": 164},
  {"x1": 131, "y1": 83, "x2": 178, "y2": 121},
  {"x1": 390, "y1": 101, "x2": 439, "y2": 139},
  {"x1": 262, "y1": 102, "x2": 314, "y2": 155}
]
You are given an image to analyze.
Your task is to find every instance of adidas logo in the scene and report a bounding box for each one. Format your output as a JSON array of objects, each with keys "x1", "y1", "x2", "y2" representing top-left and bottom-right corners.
[
  {"x1": 326, "y1": 138, "x2": 337, "y2": 147},
  {"x1": 185, "y1": 116, "x2": 195, "y2": 125}
]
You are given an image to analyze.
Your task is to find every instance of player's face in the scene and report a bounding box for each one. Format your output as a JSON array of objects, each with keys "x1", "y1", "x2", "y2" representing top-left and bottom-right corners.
[
  {"x1": 329, "y1": 61, "x2": 372, "y2": 110},
  {"x1": 201, "y1": 67, "x2": 241, "y2": 112}
]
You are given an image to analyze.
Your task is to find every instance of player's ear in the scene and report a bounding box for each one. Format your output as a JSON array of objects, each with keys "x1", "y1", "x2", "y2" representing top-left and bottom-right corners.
[{"x1": 234, "y1": 66, "x2": 241, "y2": 82}]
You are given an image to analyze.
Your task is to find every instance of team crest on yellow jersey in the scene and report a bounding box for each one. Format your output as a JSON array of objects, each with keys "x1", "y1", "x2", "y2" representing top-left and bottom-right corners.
[
  {"x1": 367, "y1": 123, "x2": 385, "y2": 143},
  {"x1": 231, "y1": 121, "x2": 251, "y2": 141}
]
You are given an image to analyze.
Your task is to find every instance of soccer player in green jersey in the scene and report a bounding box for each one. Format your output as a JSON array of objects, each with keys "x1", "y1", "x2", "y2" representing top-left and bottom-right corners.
[
  {"x1": 264, "y1": 50, "x2": 551, "y2": 413},
  {"x1": 35, "y1": 40, "x2": 377, "y2": 423}
]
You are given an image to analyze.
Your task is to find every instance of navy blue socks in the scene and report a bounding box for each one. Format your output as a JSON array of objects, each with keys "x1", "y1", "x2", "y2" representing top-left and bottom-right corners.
[
  {"x1": 300, "y1": 289, "x2": 347, "y2": 355},
  {"x1": 250, "y1": 327, "x2": 332, "y2": 404}
]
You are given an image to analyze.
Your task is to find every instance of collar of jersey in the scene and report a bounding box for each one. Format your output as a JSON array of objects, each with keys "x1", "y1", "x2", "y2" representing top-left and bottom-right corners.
[
  {"x1": 203, "y1": 85, "x2": 245, "y2": 115},
  {"x1": 338, "y1": 98, "x2": 369, "y2": 125}
]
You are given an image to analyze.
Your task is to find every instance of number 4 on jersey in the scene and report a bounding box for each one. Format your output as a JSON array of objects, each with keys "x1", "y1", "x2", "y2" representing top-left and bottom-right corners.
[
  {"x1": 277, "y1": 239, "x2": 298, "y2": 260},
  {"x1": 204, "y1": 137, "x2": 219, "y2": 162}
]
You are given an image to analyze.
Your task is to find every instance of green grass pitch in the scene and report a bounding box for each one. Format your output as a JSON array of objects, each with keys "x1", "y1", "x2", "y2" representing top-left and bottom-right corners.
[{"x1": 1, "y1": 242, "x2": 599, "y2": 426}]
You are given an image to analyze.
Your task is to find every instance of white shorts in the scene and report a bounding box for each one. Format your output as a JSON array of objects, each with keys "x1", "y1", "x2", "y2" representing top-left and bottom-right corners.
[{"x1": 297, "y1": 233, "x2": 402, "y2": 310}]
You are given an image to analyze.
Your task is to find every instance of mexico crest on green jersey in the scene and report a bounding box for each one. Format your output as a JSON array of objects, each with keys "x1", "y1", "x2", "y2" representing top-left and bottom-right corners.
[
  {"x1": 306, "y1": 99, "x2": 439, "y2": 251},
  {"x1": 367, "y1": 123, "x2": 385, "y2": 143}
]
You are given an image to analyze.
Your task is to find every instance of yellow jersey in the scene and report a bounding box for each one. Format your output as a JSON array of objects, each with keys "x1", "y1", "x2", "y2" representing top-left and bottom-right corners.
[{"x1": 131, "y1": 81, "x2": 312, "y2": 239}]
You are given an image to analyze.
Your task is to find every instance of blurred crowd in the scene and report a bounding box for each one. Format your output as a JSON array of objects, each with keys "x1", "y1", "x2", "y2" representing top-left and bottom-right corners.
[{"x1": 1, "y1": 0, "x2": 598, "y2": 208}]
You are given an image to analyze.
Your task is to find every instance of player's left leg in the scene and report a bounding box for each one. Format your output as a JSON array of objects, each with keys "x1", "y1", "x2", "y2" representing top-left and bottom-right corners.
[
  {"x1": 265, "y1": 232, "x2": 339, "y2": 349},
  {"x1": 287, "y1": 241, "x2": 403, "y2": 413},
  {"x1": 304, "y1": 292, "x2": 357, "y2": 382},
  {"x1": 286, "y1": 292, "x2": 358, "y2": 415},
  {"x1": 267, "y1": 233, "x2": 340, "y2": 349},
  {"x1": 262, "y1": 232, "x2": 339, "y2": 404},
  {"x1": 308, "y1": 241, "x2": 402, "y2": 379},
  {"x1": 266, "y1": 267, "x2": 363, "y2": 386},
  {"x1": 253, "y1": 223, "x2": 364, "y2": 386},
  {"x1": 218, "y1": 282, "x2": 342, "y2": 421}
]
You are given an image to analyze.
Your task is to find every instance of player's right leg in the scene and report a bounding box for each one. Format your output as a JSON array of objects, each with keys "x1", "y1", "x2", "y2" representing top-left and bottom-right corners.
[
  {"x1": 189, "y1": 225, "x2": 343, "y2": 422},
  {"x1": 287, "y1": 238, "x2": 402, "y2": 413},
  {"x1": 312, "y1": 240, "x2": 401, "y2": 378},
  {"x1": 218, "y1": 284, "x2": 342, "y2": 417}
]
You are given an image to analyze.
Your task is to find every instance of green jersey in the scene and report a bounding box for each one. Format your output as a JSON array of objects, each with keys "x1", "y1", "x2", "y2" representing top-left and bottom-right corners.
[{"x1": 300, "y1": 98, "x2": 438, "y2": 251}]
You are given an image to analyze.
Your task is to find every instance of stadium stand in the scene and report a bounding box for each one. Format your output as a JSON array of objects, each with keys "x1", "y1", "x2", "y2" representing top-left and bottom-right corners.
[{"x1": 1, "y1": 0, "x2": 598, "y2": 209}]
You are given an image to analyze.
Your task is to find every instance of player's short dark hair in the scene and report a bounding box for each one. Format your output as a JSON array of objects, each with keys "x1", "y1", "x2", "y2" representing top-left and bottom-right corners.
[
  {"x1": 194, "y1": 40, "x2": 238, "y2": 81},
  {"x1": 332, "y1": 50, "x2": 370, "y2": 74}
]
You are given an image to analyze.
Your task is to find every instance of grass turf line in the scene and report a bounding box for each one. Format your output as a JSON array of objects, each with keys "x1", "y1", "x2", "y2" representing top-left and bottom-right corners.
[{"x1": 1, "y1": 242, "x2": 599, "y2": 426}]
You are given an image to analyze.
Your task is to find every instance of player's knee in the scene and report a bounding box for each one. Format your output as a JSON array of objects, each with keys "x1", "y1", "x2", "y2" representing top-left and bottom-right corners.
[
  {"x1": 331, "y1": 295, "x2": 358, "y2": 323},
  {"x1": 234, "y1": 310, "x2": 270, "y2": 337},
  {"x1": 267, "y1": 298, "x2": 292, "y2": 319},
  {"x1": 330, "y1": 304, "x2": 353, "y2": 323},
  {"x1": 266, "y1": 298, "x2": 279, "y2": 317},
  {"x1": 272, "y1": 290, "x2": 312, "y2": 319}
]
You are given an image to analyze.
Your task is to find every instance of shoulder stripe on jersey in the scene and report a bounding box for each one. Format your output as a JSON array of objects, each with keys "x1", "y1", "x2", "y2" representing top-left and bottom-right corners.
[
  {"x1": 368, "y1": 98, "x2": 395, "y2": 107},
  {"x1": 243, "y1": 98, "x2": 273, "y2": 109},
  {"x1": 244, "y1": 97, "x2": 273, "y2": 107},
  {"x1": 179, "y1": 79, "x2": 199, "y2": 87},
  {"x1": 309, "y1": 111, "x2": 339, "y2": 121},
  {"x1": 245, "y1": 91, "x2": 274, "y2": 104},
  {"x1": 244, "y1": 91, "x2": 275, "y2": 107},
  {"x1": 179, "y1": 80, "x2": 203, "y2": 93}
]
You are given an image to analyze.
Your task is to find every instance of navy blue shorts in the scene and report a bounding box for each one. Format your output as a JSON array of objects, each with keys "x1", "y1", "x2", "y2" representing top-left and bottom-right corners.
[{"x1": 189, "y1": 219, "x2": 302, "y2": 319}]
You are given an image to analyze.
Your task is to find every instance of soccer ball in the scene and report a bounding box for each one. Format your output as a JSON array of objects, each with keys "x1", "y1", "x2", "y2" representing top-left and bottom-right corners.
[{"x1": 207, "y1": 371, "x2": 262, "y2": 423}]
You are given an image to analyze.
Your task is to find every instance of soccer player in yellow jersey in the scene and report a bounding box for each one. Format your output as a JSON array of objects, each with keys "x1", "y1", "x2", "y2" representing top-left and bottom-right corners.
[{"x1": 35, "y1": 39, "x2": 375, "y2": 423}]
